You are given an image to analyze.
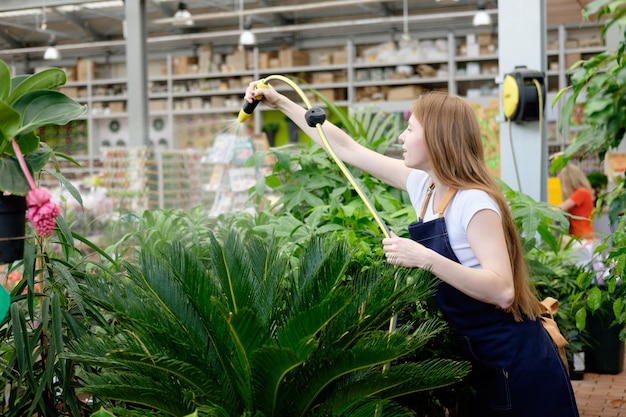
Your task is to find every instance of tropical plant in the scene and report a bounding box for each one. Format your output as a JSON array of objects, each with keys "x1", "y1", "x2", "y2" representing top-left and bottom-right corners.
[
  {"x1": 0, "y1": 59, "x2": 87, "y2": 195},
  {"x1": 66, "y1": 227, "x2": 471, "y2": 417},
  {"x1": 0, "y1": 58, "x2": 101, "y2": 416},
  {"x1": 551, "y1": 0, "x2": 626, "y2": 331},
  {"x1": 0, "y1": 217, "x2": 120, "y2": 416}
]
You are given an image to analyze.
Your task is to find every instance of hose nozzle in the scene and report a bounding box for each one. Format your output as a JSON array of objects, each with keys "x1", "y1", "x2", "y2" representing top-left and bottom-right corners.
[{"x1": 237, "y1": 79, "x2": 269, "y2": 123}]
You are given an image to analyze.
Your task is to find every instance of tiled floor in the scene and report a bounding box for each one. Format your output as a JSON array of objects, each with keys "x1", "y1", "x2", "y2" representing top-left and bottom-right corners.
[{"x1": 572, "y1": 350, "x2": 626, "y2": 417}]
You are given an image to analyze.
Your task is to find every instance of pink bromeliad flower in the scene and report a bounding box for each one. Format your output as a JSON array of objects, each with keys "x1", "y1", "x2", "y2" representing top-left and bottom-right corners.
[{"x1": 11, "y1": 139, "x2": 59, "y2": 238}]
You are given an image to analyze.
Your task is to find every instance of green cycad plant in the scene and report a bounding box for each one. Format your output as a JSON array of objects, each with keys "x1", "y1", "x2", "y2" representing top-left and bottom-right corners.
[{"x1": 67, "y1": 229, "x2": 470, "y2": 417}]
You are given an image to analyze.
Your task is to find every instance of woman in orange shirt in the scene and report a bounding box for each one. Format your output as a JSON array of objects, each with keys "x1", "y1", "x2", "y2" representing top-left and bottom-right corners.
[
  {"x1": 557, "y1": 163, "x2": 609, "y2": 283},
  {"x1": 558, "y1": 163, "x2": 595, "y2": 240}
]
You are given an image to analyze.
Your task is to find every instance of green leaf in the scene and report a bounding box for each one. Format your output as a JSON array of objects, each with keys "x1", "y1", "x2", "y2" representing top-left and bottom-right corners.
[
  {"x1": 587, "y1": 286, "x2": 604, "y2": 311},
  {"x1": 575, "y1": 307, "x2": 587, "y2": 331},
  {"x1": 0, "y1": 286, "x2": 9, "y2": 322},
  {"x1": 90, "y1": 406, "x2": 117, "y2": 417},
  {"x1": 12, "y1": 90, "x2": 87, "y2": 135},
  {"x1": 0, "y1": 101, "x2": 21, "y2": 145},
  {"x1": 0, "y1": 155, "x2": 30, "y2": 195},
  {"x1": 0, "y1": 60, "x2": 10, "y2": 102},
  {"x1": 8, "y1": 67, "x2": 67, "y2": 104}
]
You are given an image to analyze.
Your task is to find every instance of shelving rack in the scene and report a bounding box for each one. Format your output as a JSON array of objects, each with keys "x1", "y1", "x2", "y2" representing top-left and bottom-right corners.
[{"x1": 52, "y1": 22, "x2": 606, "y2": 179}]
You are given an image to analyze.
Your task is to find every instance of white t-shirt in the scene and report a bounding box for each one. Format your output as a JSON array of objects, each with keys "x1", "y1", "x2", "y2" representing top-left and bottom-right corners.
[{"x1": 406, "y1": 170, "x2": 501, "y2": 268}]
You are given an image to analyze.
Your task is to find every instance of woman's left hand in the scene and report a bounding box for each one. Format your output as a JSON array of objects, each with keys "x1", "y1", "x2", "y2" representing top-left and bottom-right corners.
[{"x1": 383, "y1": 231, "x2": 430, "y2": 268}]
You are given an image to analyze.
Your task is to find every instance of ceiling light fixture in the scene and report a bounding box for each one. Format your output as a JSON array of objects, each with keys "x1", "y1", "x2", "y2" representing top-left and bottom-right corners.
[
  {"x1": 40, "y1": 0, "x2": 48, "y2": 31},
  {"x1": 399, "y1": 0, "x2": 411, "y2": 45},
  {"x1": 238, "y1": 0, "x2": 256, "y2": 47},
  {"x1": 472, "y1": 1, "x2": 492, "y2": 27},
  {"x1": 43, "y1": 35, "x2": 60, "y2": 60},
  {"x1": 173, "y1": 1, "x2": 193, "y2": 26}
]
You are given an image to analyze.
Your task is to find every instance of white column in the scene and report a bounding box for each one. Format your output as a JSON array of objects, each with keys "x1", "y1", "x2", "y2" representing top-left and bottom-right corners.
[
  {"x1": 125, "y1": 0, "x2": 149, "y2": 148},
  {"x1": 498, "y1": 0, "x2": 548, "y2": 201}
]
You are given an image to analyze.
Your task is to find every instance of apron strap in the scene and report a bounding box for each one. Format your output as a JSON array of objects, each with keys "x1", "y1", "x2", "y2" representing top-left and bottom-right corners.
[{"x1": 419, "y1": 182, "x2": 457, "y2": 219}]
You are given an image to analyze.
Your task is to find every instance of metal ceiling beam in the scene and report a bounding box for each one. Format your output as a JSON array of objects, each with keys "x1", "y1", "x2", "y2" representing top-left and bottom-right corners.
[
  {"x1": 54, "y1": 7, "x2": 106, "y2": 40},
  {"x1": 0, "y1": 20, "x2": 83, "y2": 40},
  {"x1": 152, "y1": 0, "x2": 402, "y2": 25},
  {"x1": 0, "y1": 0, "x2": 106, "y2": 11},
  {"x1": 0, "y1": 30, "x2": 23, "y2": 48}
]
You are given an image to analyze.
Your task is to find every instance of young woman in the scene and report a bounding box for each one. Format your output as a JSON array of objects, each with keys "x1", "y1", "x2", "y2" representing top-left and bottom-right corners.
[{"x1": 243, "y1": 82, "x2": 579, "y2": 416}]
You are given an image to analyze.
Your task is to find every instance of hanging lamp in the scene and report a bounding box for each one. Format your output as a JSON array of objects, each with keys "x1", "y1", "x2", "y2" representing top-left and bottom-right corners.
[
  {"x1": 238, "y1": 0, "x2": 256, "y2": 46},
  {"x1": 173, "y1": 1, "x2": 194, "y2": 26},
  {"x1": 43, "y1": 35, "x2": 60, "y2": 60}
]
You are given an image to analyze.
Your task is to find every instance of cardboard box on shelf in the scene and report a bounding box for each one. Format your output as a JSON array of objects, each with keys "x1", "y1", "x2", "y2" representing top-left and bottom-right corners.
[
  {"x1": 224, "y1": 49, "x2": 247, "y2": 71},
  {"x1": 312, "y1": 72, "x2": 335, "y2": 84},
  {"x1": 477, "y1": 33, "x2": 492, "y2": 46},
  {"x1": 480, "y1": 44, "x2": 496, "y2": 55},
  {"x1": 334, "y1": 71, "x2": 348, "y2": 83},
  {"x1": 386, "y1": 85, "x2": 419, "y2": 101},
  {"x1": 108, "y1": 102, "x2": 126, "y2": 113},
  {"x1": 332, "y1": 48, "x2": 348, "y2": 65},
  {"x1": 258, "y1": 52, "x2": 274, "y2": 69},
  {"x1": 149, "y1": 100, "x2": 168, "y2": 111},
  {"x1": 63, "y1": 66, "x2": 77, "y2": 81},
  {"x1": 279, "y1": 47, "x2": 310, "y2": 67},
  {"x1": 108, "y1": 62, "x2": 127, "y2": 78},
  {"x1": 173, "y1": 56, "x2": 199, "y2": 75},
  {"x1": 566, "y1": 53, "x2": 582, "y2": 68},
  {"x1": 318, "y1": 53, "x2": 333, "y2": 65},
  {"x1": 197, "y1": 44, "x2": 213, "y2": 73},
  {"x1": 60, "y1": 87, "x2": 80, "y2": 99},
  {"x1": 76, "y1": 59, "x2": 95, "y2": 81},
  {"x1": 269, "y1": 58, "x2": 280, "y2": 68},
  {"x1": 210, "y1": 96, "x2": 226, "y2": 108}
]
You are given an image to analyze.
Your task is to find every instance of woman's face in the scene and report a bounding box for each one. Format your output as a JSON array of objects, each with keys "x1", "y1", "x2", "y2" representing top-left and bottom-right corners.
[{"x1": 399, "y1": 114, "x2": 430, "y2": 170}]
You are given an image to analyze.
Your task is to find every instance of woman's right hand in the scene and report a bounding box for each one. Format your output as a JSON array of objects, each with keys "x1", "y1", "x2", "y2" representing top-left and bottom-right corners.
[{"x1": 244, "y1": 80, "x2": 282, "y2": 109}]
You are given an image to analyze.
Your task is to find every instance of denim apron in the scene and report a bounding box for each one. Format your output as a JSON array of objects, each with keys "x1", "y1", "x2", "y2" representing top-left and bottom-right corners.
[{"x1": 408, "y1": 184, "x2": 579, "y2": 417}]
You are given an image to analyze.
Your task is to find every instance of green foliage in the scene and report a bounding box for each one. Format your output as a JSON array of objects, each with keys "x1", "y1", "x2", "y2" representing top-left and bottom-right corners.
[
  {"x1": 551, "y1": 0, "x2": 626, "y2": 333},
  {"x1": 246, "y1": 102, "x2": 412, "y2": 260},
  {"x1": 0, "y1": 59, "x2": 87, "y2": 195},
  {"x1": 67, "y1": 226, "x2": 470, "y2": 417},
  {"x1": 0, "y1": 215, "x2": 119, "y2": 416}
]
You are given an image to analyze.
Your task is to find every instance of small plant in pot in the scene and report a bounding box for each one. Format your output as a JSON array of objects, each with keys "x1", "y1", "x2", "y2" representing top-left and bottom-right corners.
[{"x1": 0, "y1": 59, "x2": 87, "y2": 263}]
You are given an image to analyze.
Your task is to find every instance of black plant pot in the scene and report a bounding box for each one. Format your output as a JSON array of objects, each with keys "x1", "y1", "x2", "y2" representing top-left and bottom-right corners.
[
  {"x1": 0, "y1": 194, "x2": 27, "y2": 264},
  {"x1": 585, "y1": 309, "x2": 625, "y2": 374}
]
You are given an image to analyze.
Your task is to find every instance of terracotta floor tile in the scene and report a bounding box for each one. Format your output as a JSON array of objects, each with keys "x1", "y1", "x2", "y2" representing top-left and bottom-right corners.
[{"x1": 572, "y1": 350, "x2": 626, "y2": 417}]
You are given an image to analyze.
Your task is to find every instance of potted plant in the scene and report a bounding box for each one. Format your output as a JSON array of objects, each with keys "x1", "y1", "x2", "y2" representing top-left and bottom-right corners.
[
  {"x1": 262, "y1": 120, "x2": 280, "y2": 147},
  {"x1": 0, "y1": 59, "x2": 87, "y2": 261}
]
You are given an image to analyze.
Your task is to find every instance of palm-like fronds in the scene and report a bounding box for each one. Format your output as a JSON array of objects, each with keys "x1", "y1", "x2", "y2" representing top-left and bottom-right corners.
[{"x1": 68, "y1": 229, "x2": 470, "y2": 416}]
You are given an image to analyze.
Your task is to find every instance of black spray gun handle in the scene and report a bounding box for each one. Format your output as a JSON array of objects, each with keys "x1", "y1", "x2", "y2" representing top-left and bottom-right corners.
[{"x1": 237, "y1": 79, "x2": 269, "y2": 123}]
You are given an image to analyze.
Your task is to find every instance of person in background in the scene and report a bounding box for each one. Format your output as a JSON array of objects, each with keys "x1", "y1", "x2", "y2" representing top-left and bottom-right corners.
[
  {"x1": 243, "y1": 82, "x2": 579, "y2": 416},
  {"x1": 558, "y1": 163, "x2": 595, "y2": 241},
  {"x1": 557, "y1": 163, "x2": 607, "y2": 283}
]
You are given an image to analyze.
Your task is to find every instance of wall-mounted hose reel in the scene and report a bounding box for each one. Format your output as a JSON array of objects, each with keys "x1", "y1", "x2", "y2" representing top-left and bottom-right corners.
[{"x1": 502, "y1": 65, "x2": 546, "y2": 123}]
